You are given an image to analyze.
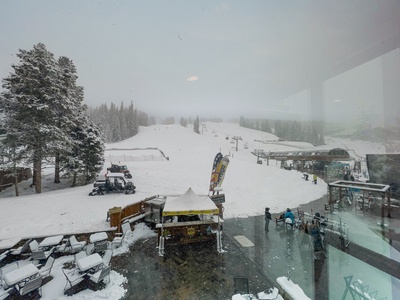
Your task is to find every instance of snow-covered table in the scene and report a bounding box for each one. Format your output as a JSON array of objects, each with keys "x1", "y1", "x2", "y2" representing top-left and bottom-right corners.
[
  {"x1": 3, "y1": 263, "x2": 39, "y2": 286},
  {"x1": 89, "y1": 232, "x2": 108, "y2": 244},
  {"x1": 76, "y1": 253, "x2": 103, "y2": 273},
  {"x1": 39, "y1": 234, "x2": 64, "y2": 249}
]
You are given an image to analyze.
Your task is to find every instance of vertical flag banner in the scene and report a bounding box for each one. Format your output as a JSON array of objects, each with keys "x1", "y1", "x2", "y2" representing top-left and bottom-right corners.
[
  {"x1": 216, "y1": 155, "x2": 229, "y2": 188},
  {"x1": 209, "y1": 152, "x2": 223, "y2": 192}
]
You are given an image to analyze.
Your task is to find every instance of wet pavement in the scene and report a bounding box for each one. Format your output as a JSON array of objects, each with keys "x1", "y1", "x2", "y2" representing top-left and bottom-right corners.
[
  {"x1": 112, "y1": 233, "x2": 275, "y2": 300},
  {"x1": 112, "y1": 195, "x2": 400, "y2": 300},
  {"x1": 112, "y1": 214, "x2": 320, "y2": 300}
]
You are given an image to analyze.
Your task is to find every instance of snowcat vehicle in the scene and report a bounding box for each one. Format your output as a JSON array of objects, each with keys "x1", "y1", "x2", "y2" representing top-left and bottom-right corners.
[{"x1": 89, "y1": 172, "x2": 136, "y2": 195}]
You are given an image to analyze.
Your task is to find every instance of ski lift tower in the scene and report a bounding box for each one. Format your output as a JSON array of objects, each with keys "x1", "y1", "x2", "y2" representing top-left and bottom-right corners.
[
  {"x1": 232, "y1": 136, "x2": 242, "y2": 151},
  {"x1": 200, "y1": 123, "x2": 206, "y2": 134}
]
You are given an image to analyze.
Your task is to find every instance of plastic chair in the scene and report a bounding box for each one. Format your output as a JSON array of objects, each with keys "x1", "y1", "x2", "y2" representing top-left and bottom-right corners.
[
  {"x1": 102, "y1": 250, "x2": 113, "y2": 267},
  {"x1": 39, "y1": 256, "x2": 55, "y2": 278},
  {"x1": 17, "y1": 276, "x2": 43, "y2": 297}
]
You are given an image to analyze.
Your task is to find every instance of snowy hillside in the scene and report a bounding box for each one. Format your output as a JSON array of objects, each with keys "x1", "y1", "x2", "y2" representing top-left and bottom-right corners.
[{"x1": 0, "y1": 122, "x2": 386, "y2": 244}]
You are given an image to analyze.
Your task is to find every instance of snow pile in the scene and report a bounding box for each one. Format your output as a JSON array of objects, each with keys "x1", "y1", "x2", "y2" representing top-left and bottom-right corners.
[
  {"x1": 111, "y1": 222, "x2": 157, "y2": 256},
  {"x1": 276, "y1": 277, "x2": 311, "y2": 300}
]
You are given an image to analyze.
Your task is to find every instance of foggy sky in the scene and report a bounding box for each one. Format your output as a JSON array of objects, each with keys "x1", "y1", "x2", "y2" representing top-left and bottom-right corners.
[{"x1": 1, "y1": 1, "x2": 399, "y2": 123}]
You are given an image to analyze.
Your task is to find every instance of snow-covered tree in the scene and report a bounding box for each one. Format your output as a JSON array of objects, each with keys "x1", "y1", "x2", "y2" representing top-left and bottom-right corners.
[
  {"x1": 126, "y1": 101, "x2": 139, "y2": 137},
  {"x1": 1, "y1": 43, "x2": 103, "y2": 193},
  {"x1": 0, "y1": 43, "x2": 63, "y2": 193},
  {"x1": 194, "y1": 116, "x2": 200, "y2": 134},
  {"x1": 53, "y1": 56, "x2": 85, "y2": 184},
  {"x1": 87, "y1": 101, "x2": 151, "y2": 143},
  {"x1": 65, "y1": 115, "x2": 104, "y2": 187},
  {"x1": 180, "y1": 117, "x2": 188, "y2": 127}
]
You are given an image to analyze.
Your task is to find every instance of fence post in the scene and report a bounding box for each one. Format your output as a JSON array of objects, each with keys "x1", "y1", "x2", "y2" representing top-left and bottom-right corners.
[{"x1": 108, "y1": 207, "x2": 122, "y2": 232}]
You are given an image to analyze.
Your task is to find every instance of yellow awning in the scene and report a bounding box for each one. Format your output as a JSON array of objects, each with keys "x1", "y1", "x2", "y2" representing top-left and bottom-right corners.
[{"x1": 162, "y1": 208, "x2": 219, "y2": 217}]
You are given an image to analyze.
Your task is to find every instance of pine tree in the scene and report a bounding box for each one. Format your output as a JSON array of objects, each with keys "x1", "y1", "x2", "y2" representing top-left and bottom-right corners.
[
  {"x1": 65, "y1": 115, "x2": 104, "y2": 186},
  {"x1": 180, "y1": 117, "x2": 188, "y2": 127},
  {"x1": 53, "y1": 56, "x2": 85, "y2": 184},
  {"x1": 1, "y1": 43, "x2": 63, "y2": 193},
  {"x1": 194, "y1": 116, "x2": 200, "y2": 134}
]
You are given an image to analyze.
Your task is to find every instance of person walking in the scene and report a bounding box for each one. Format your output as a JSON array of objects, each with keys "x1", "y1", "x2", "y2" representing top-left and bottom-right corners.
[
  {"x1": 265, "y1": 207, "x2": 272, "y2": 231},
  {"x1": 313, "y1": 174, "x2": 317, "y2": 184}
]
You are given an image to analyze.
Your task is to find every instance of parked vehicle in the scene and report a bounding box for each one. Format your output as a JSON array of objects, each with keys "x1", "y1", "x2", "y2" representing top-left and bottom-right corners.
[
  {"x1": 107, "y1": 164, "x2": 132, "y2": 178},
  {"x1": 89, "y1": 172, "x2": 136, "y2": 195}
]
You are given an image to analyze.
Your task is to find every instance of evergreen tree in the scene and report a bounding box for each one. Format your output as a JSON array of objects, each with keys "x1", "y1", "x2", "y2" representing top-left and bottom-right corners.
[
  {"x1": 180, "y1": 117, "x2": 188, "y2": 127},
  {"x1": 194, "y1": 116, "x2": 200, "y2": 134},
  {"x1": 53, "y1": 56, "x2": 85, "y2": 184},
  {"x1": 65, "y1": 115, "x2": 104, "y2": 186},
  {"x1": 119, "y1": 102, "x2": 129, "y2": 140},
  {"x1": 87, "y1": 101, "x2": 149, "y2": 143},
  {"x1": 126, "y1": 101, "x2": 137, "y2": 136},
  {"x1": 0, "y1": 43, "x2": 64, "y2": 193}
]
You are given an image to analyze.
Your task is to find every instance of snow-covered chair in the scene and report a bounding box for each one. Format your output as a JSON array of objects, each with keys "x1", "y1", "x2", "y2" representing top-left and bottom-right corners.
[
  {"x1": 69, "y1": 235, "x2": 87, "y2": 254},
  {"x1": 102, "y1": 250, "x2": 113, "y2": 267},
  {"x1": 29, "y1": 240, "x2": 54, "y2": 262},
  {"x1": 16, "y1": 275, "x2": 43, "y2": 297},
  {"x1": 9, "y1": 239, "x2": 32, "y2": 256},
  {"x1": 88, "y1": 266, "x2": 111, "y2": 288},
  {"x1": 111, "y1": 221, "x2": 132, "y2": 249},
  {"x1": 93, "y1": 241, "x2": 108, "y2": 254},
  {"x1": 29, "y1": 240, "x2": 39, "y2": 252},
  {"x1": 62, "y1": 269, "x2": 87, "y2": 295},
  {"x1": 85, "y1": 243, "x2": 94, "y2": 255},
  {"x1": 39, "y1": 256, "x2": 55, "y2": 278}
]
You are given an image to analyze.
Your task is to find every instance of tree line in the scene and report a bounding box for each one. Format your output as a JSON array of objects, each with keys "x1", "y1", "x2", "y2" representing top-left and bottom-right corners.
[
  {"x1": 239, "y1": 116, "x2": 325, "y2": 146},
  {"x1": 0, "y1": 43, "x2": 104, "y2": 194},
  {"x1": 87, "y1": 103, "x2": 156, "y2": 143}
]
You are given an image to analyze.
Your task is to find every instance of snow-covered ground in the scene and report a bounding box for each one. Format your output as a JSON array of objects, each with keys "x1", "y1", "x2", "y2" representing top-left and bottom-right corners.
[{"x1": 0, "y1": 122, "x2": 388, "y2": 299}]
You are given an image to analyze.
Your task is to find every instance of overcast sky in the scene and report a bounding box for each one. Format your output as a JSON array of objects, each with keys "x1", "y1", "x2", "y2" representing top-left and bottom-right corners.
[{"x1": 1, "y1": 1, "x2": 399, "y2": 123}]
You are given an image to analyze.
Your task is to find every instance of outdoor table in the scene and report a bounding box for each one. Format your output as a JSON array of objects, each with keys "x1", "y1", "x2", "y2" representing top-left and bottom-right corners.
[
  {"x1": 39, "y1": 234, "x2": 64, "y2": 249},
  {"x1": 3, "y1": 263, "x2": 39, "y2": 287},
  {"x1": 89, "y1": 232, "x2": 108, "y2": 244},
  {"x1": 76, "y1": 253, "x2": 103, "y2": 273}
]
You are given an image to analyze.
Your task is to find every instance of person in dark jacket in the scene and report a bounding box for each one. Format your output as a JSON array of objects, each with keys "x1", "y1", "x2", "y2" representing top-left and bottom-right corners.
[{"x1": 265, "y1": 207, "x2": 272, "y2": 231}]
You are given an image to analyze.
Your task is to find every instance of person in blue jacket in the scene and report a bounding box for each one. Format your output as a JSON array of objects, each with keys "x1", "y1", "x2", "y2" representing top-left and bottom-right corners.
[{"x1": 284, "y1": 208, "x2": 295, "y2": 225}]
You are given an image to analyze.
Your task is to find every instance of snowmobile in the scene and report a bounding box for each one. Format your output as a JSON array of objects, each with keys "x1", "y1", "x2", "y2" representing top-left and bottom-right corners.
[{"x1": 89, "y1": 172, "x2": 136, "y2": 195}]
